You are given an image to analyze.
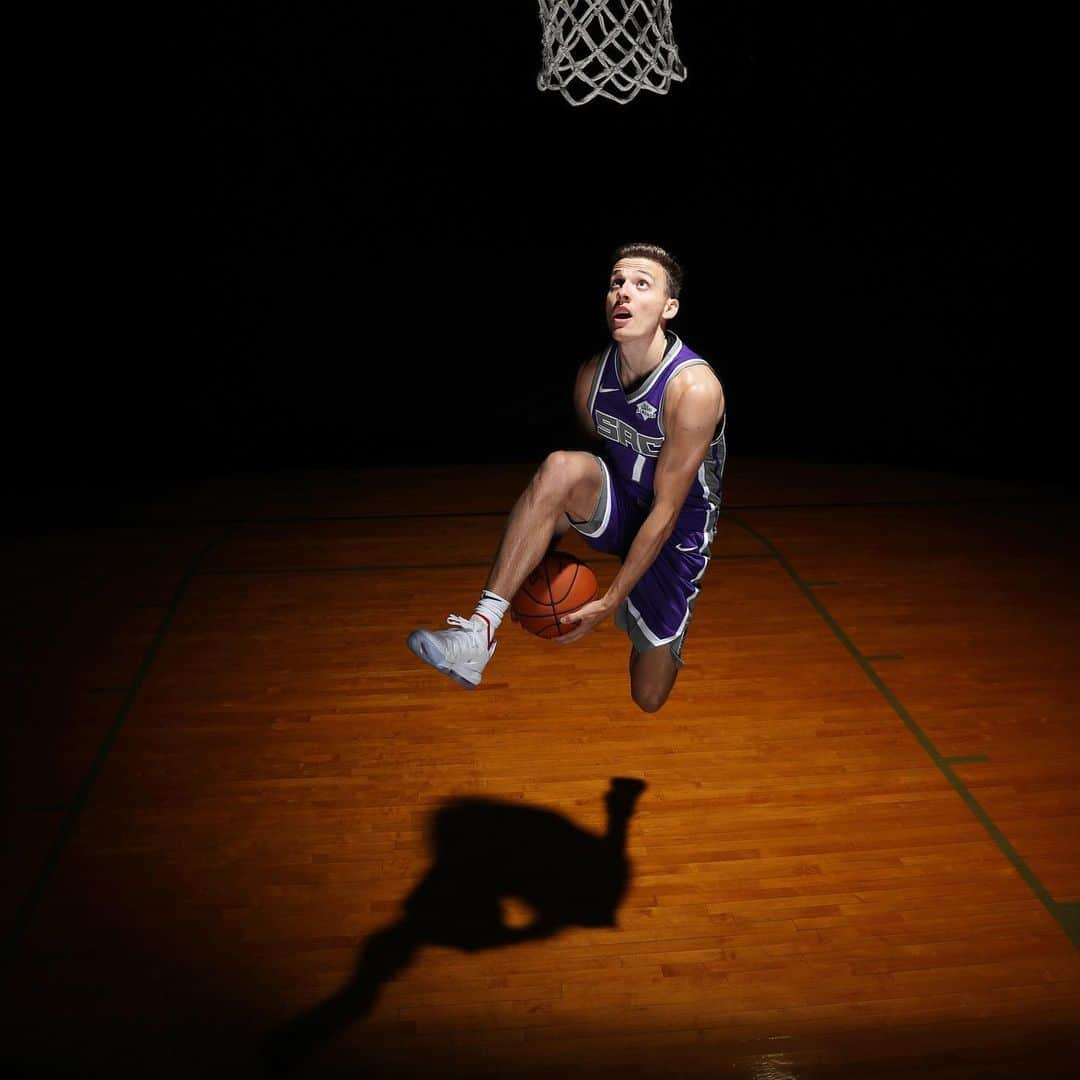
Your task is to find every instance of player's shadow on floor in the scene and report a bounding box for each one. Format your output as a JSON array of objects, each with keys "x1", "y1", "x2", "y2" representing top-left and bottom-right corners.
[{"x1": 258, "y1": 776, "x2": 647, "y2": 1074}]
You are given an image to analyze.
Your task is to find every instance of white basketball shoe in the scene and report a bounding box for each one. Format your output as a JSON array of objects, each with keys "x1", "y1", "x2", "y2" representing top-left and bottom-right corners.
[{"x1": 406, "y1": 614, "x2": 496, "y2": 689}]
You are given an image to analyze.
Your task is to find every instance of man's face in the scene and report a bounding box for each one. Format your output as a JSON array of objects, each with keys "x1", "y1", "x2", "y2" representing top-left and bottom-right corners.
[{"x1": 605, "y1": 258, "x2": 679, "y2": 342}]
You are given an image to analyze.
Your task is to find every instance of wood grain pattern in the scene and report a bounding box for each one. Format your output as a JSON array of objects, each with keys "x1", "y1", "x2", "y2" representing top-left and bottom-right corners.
[{"x1": 3, "y1": 461, "x2": 1077, "y2": 1077}]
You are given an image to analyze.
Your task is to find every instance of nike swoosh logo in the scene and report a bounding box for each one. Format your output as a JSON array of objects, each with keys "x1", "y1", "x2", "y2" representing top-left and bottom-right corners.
[
  {"x1": 597, "y1": 387, "x2": 620, "y2": 393},
  {"x1": 676, "y1": 542, "x2": 699, "y2": 553}
]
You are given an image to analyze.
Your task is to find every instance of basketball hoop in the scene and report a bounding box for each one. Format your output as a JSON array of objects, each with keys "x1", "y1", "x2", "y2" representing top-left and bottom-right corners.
[{"x1": 536, "y1": 1, "x2": 686, "y2": 106}]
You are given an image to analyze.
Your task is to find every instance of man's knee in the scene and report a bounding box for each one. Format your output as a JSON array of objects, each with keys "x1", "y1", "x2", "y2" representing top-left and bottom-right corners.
[
  {"x1": 535, "y1": 450, "x2": 586, "y2": 490},
  {"x1": 630, "y1": 674, "x2": 675, "y2": 714},
  {"x1": 533, "y1": 451, "x2": 598, "y2": 517},
  {"x1": 629, "y1": 645, "x2": 679, "y2": 714}
]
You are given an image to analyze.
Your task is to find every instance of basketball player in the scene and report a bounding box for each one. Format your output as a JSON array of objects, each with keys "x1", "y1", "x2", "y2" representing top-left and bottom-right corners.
[{"x1": 407, "y1": 244, "x2": 726, "y2": 713}]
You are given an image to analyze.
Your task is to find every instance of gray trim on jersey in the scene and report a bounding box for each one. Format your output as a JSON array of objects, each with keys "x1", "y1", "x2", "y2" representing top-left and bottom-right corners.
[
  {"x1": 692, "y1": 458, "x2": 722, "y2": 562},
  {"x1": 616, "y1": 595, "x2": 690, "y2": 669},
  {"x1": 703, "y1": 435, "x2": 726, "y2": 499},
  {"x1": 567, "y1": 455, "x2": 612, "y2": 538},
  {"x1": 586, "y1": 348, "x2": 611, "y2": 418}
]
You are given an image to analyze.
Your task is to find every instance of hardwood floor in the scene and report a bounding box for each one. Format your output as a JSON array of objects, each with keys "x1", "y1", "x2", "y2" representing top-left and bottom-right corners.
[{"x1": 3, "y1": 460, "x2": 1078, "y2": 1077}]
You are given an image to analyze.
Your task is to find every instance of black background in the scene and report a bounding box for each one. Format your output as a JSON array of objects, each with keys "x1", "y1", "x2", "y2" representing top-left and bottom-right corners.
[{"x1": 33, "y1": 3, "x2": 1066, "y2": 489}]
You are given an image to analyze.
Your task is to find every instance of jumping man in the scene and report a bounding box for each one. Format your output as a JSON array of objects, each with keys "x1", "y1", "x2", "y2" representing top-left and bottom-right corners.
[{"x1": 407, "y1": 244, "x2": 726, "y2": 713}]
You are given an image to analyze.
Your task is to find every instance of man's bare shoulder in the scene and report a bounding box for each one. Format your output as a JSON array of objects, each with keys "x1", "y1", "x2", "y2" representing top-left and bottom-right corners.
[
  {"x1": 673, "y1": 360, "x2": 722, "y2": 392},
  {"x1": 665, "y1": 362, "x2": 725, "y2": 426},
  {"x1": 670, "y1": 362, "x2": 723, "y2": 401}
]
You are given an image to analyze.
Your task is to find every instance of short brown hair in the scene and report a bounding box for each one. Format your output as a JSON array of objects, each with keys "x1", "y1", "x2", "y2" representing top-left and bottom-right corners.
[{"x1": 611, "y1": 243, "x2": 684, "y2": 299}]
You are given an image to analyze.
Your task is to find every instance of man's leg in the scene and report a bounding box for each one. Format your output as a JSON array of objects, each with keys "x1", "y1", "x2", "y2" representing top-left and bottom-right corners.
[
  {"x1": 628, "y1": 643, "x2": 680, "y2": 714},
  {"x1": 407, "y1": 452, "x2": 603, "y2": 688},
  {"x1": 485, "y1": 451, "x2": 603, "y2": 602}
]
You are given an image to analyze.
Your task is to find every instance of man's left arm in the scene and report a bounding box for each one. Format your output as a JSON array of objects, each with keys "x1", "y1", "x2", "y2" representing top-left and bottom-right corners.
[{"x1": 557, "y1": 370, "x2": 724, "y2": 644}]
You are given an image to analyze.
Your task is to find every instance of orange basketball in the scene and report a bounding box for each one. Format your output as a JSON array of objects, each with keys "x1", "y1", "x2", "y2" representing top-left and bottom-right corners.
[{"x1": 511, "y1": 552, "x2": 600, "y2": 639}]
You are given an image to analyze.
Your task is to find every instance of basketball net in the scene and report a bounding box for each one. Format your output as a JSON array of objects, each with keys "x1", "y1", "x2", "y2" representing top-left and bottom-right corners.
[{"x1": 537, "y1": 0, "x2": 686, "y2": 106}]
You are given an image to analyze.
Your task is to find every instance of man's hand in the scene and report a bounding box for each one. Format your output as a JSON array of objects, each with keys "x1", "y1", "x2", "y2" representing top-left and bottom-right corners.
[{"x1": 554, "y1": 597, "x2": 613, "y2": 645}]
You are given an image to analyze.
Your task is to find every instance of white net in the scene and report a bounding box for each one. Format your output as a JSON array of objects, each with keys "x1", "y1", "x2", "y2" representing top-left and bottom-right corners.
[{"x1": 536, "y1": 0, "x2": 686, "y2": 106}]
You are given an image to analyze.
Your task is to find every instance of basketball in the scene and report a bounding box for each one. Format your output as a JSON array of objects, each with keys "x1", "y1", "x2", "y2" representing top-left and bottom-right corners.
[{"x1": 511, "y1": 552, "x2": 599, "y2": 639}]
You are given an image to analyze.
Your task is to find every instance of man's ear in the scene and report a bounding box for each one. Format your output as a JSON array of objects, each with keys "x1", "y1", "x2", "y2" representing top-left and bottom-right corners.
[{"x1": 663, "y1": 296, "x2": 680, "y2": 320}]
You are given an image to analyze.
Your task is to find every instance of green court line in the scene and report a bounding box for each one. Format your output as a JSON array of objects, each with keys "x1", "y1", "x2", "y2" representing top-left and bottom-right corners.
[
  {"x1": 711, "y1": 552, "x2": 777, "y2": 560},
  {"x1": 51, "y1": 489, "x2": 1073, "y2": 533},
  {"x1": 721, "y1": 494, "x2": 1074, "y2": 511},
  {"x1": 1060, "y1": 904, "x2": 1080, "y2": 941},
  {"x1": 111, "y1": 491, "x2": 1080, "y2": 528},
  {"x1": 945, "y1": 754, "x2": 991, "y2": 765},
  {"x1": 2, "y1": 529, "x2": 235, "y2": 975},
  {"x1": 201, "y1": 560, "x2": 499, "y2": 576},
  {"x1": 196, "y1": 551, "x2": 770, "y2": 578},
  {"x1": 728, "y1": 513, "x2": 1079, "y2": 950}
]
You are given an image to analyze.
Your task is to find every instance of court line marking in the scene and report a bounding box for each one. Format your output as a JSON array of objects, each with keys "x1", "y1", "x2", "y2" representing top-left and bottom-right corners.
[
  {"x1": 728, "y1": 512, "x2": 1079, "y2": 950},
  {"x1": 38, "y1": 490, "x2": 1073, "y2": 531},
  {"x1": 202, "y1": 560, "x2": 504, "y2": 576},
  {"x1": 2, "y1": 529, "x2": 235, "y2": 975},
  {"x1": 8, "y1": 505, "x2": 1074, "y2": 969},
  {"x1": 195, "y1": 552, "x2": 771, "y2": 577},
  {"x1": 1061, "y1": 904, "x2": 1080, "y2": 939},
  {"x1": 2, "y1": 528, "x2": 767, "y2": 965}
]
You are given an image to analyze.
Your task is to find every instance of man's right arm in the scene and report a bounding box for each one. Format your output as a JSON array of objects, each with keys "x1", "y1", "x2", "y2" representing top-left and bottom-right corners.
[{"x1": 573, "y1": 354, "x2": 601, "y2": 439}]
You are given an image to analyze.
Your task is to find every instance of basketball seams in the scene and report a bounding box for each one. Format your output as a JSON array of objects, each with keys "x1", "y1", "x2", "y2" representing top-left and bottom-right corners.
[
  {"x1": 549, "y1": 558, "x2": 579, "y2": 608},
  {"x1": 520, "y1": 578, "x2": 550, "y2": 607},
  {"x1": 518, "y1": 560, "x2": 560, "y2": 610},
  {"x1": 517, "y1": 613, "x2": 560, "y2": 638},
  {"x1": 541, "y1": 555, "x2": 563, "y2": 636},
  {"x1": 510, "y1": 553, "x2": 599, "y2": 638}
]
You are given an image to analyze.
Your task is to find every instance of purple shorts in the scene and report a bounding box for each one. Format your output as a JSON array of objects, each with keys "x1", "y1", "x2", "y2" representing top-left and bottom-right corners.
[{"x1": 569, "y1": 456, "x2": 714, "y2": 666}]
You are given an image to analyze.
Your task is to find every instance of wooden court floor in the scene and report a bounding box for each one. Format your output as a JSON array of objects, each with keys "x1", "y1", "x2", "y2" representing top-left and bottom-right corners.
[{"x1": 3, "y1": 459, "x2": 1078, "y2": 1077}]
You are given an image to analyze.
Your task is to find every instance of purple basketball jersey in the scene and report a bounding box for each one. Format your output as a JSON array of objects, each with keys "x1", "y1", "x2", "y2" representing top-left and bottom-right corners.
[
  {"x1": 586, "y1": 332, "x2": 726, "y2": 531},
  {"x1": 573, "y1": 332, "x2": 727, "y2": 658}
]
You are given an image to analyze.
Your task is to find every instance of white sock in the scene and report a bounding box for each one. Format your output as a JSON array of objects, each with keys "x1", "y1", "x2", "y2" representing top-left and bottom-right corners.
[{"x1": 473, "y1": 589, "x2": 510, "y2": 638}]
